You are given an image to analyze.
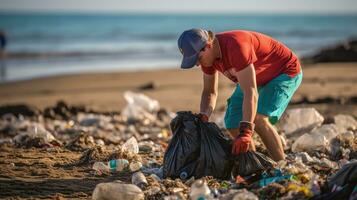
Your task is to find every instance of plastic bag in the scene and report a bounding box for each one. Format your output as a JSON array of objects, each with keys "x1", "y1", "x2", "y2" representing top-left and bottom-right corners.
[
  {"x1": 163, "y1": 111, "x2": 233, "y2": 179},
  {"x1": 122, "y1": 91, "x2": 160, "y2": 121},
  {"x1": 328, "y1": 161, "x2": 357, "y2": 190},
  {"x1": 232, "y1": 151, "x2": 276, "y2": 177},
  {"x1": 311, "y1": 161, "x2": 357, "y2": 200}
]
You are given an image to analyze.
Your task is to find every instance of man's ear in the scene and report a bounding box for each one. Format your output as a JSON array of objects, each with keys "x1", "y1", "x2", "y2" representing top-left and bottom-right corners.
[{"x1": 206, "y1": 42, "x2": 213, "y2": 49}]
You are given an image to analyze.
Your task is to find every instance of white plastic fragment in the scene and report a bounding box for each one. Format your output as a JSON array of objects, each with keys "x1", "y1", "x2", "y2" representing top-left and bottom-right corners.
[{"x1": 277, "y1": 108, "x2": 324, "y2": 136}]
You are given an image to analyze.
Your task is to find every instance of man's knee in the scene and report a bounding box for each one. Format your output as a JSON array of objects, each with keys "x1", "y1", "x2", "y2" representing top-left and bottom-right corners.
[{"x1": 255, "y1": 114, "x2": 270, "y2": 130}]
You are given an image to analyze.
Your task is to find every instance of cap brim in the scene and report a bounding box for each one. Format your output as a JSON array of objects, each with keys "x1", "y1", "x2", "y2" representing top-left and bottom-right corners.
[{"x1": 180, "y1": 53, "x2": 199, "y2": 69}]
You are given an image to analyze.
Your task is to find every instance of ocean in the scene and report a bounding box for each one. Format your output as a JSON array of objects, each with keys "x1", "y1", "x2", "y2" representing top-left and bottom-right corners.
[{"x1": 0, "y1": 12, "x2": 357, "y2": 82}]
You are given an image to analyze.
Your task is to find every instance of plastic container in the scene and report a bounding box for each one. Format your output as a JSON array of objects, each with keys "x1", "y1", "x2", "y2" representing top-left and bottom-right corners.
[{"x1": 132, "y1": 171, "x2": 148, "y2": 189}]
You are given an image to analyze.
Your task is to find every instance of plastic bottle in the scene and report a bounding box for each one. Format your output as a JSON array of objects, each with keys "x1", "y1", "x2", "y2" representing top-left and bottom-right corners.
[
  {"x1": 190, "y1": 180, "x2": 211, "y2": 200},
  {"x1": 180, "y1": 171, "x2": 188, "y2": 180},
  {"x1": 108, "y1": 159, "x2": 129, "y2": 172},
  {"x1": 132, "y1": 171, "x2": 148, "y2": 189},
  {"x1": 129, "y1": 161, "x2": 143, "y2": 172},
  {"x1": 92, "y1": 162, "x2": 109, "y2": 175}
]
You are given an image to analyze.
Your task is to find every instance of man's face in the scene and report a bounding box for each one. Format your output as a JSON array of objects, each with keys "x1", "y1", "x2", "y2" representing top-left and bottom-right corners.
[{"x1": 197, "y1": 43, "x2": 215, "y2": 67}]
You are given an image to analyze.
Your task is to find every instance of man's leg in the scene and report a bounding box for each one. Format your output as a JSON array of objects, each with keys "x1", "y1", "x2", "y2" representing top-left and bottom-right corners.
[{"x1": 254, "y1": 113, "x2": 284, "y2": 161}]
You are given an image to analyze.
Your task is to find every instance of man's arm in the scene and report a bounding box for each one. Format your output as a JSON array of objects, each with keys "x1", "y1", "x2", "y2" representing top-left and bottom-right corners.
[
  {"x1": 231, "y1": 64, "x2": 258, "y2": 155},
  {"x1": 200, "y1": 71, "x2": 219, "y2": 118},
  {"x1": 233, "y1": 64, "x2": 258, "y2": 123}
]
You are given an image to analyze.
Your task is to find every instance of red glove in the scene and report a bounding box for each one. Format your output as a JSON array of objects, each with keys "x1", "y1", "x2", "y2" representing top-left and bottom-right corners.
[
  {"x1": 197, "y1": 113, "x2": 209, "y2": 122},
  {"x1": 232, "y1": 121, "x2": 254, "y2": 155}
]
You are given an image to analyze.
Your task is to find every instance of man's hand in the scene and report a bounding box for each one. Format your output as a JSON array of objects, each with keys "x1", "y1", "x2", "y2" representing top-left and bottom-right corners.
[
  {"x1": 232, "y1": 121, "x2": 255, "y2": 155},
  {"x1": 197, "y1": 113, "x2": 209, "y2": 122}
]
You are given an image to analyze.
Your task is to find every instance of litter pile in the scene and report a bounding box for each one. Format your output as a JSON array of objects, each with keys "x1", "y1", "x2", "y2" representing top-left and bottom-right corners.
[{"x1": 0, "y1": 91, "x2": 356, "y2": 200}]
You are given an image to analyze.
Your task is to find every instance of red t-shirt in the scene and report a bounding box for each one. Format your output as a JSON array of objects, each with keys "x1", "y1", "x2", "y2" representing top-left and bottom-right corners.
[{"x1": 201, "y1": 30, "x2": 301, "y2": 86}]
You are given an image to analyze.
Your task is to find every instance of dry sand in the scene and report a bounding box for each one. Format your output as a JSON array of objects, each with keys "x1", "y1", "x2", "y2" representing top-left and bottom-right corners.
[{"x1": 0, "y1": 62, "x2": 356, "y2": 117}]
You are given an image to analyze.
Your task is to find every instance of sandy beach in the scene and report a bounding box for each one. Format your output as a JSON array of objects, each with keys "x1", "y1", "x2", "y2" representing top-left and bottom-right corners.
[
  {"x1": 0, "y1": 62, "x2": 356, "y2": 199},
  {"x1": 0, "y1": 62, "x2": 356, "y2": 117}
]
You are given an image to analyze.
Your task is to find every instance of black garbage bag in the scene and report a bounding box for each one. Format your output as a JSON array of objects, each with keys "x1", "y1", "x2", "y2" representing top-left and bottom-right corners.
[
  {"x1": 311, "y1": 160, "x2": 357, "y2": 200},
  {"x1": 328, "y1": 160, "x2": 357, "y2": 189},
  {"x1": 232, "y1": 151, "x2": 276, "y2": 177},
  {"x1": 163, "y1": 111, "x2": 233, "y2": 179}
]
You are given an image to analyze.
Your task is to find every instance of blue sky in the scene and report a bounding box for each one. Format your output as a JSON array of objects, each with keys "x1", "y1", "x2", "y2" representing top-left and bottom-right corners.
[{"x1": 0, "y1": 0, "x2": 357, "y2": 14}]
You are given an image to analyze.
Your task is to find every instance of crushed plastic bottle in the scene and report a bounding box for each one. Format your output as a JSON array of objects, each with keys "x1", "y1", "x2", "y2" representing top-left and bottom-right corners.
[
  {"x1": 129, "y1": 161, "x2": 143, "y2": 172},
  {"x1": 92, "y1": 162, "x2": 109, "y2": 175},
  {"x1": 108, "y1": 159, "x2": 129, "y2": 172},
  {"x1": 189, "y1": 179, "x2": 211, "y2": 200},
  {"x1": 132, "y1": 171, "x2": 148, "y2": 189},
  {"x1": 122, "y1": 137, "x2": 139, "y2": 154}
]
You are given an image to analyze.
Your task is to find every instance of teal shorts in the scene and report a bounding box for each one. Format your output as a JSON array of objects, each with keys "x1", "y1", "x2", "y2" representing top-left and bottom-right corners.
[{"x1": 224, "y1": 71, "x2": 303, "y2": 129}]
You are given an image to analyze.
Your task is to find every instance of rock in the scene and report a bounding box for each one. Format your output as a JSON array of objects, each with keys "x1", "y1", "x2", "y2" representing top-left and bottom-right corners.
[
  {"x1": 92, "y1": 182, "x2": 144, "y2": 200},
  {"x1": 302, "y1": 39, "x2": 357, "y2": 63},
  {"x1": 276, "y1": 108, "x2": 324, "y2": 137},
  {"x1": 0, "y1": 104, "x2": 39, "y2": 117},
  {"x1": 138, "y1": 82, "x2": 157, "y2": 91}
]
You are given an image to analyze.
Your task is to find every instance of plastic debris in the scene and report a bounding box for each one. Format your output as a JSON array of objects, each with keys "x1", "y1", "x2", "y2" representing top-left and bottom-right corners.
[
  {"x1": 333, "y1": 114, "x2": 357, "y2": 133},
  {"x1": 232, "y1": 189, "x2": 258, "y2": 200},
  {"x1": 132, "y1": 171, "x2": 148, "y2": 189},
  {"x1": 92, "y1": 182, "x2": 144, "y2": 200},
  {"x1": 189, "y1": 180, "x2": 211, "y2": 200},
  {"x1": 92, "y1": 162, "x2": 109, "y2": 175},
  {"x1": 122, "y1": 91, "x2": 160, "y2": 121},
  {"x1": 258, "y1": 174, "x2": 295, "y2": 187},
  {"x1": 129, "y1": 161, "x2": 143, "y2": 172},
  {"x1": 2, "y1": 101, "x2": 357, "y2": 200},
  {"x1": 122, "y1": 137, "x2": 139, "y2": 154},
  {"x1": 109, "y1": 159, "x2": 129, "y2": 172},
  {"x1": 276, "y1": 108, "x2": 324, "y2": 136}
]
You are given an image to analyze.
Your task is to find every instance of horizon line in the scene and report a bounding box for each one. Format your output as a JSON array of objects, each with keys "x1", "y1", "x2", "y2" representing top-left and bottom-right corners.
[{"x1": 1, "y1": 9, "x2": 357, "y2": 16}]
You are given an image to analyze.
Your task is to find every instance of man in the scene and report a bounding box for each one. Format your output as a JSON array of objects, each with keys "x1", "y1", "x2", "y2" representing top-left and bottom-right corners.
[
  {"x1": 177, "y1": 29, "x2": 302, "y2": 161},
  {"x1": 0, "y1": 30, "x2": 7, "y2": 81}
]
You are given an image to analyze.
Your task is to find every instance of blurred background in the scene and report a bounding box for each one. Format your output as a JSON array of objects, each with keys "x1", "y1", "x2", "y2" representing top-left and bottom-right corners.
[{"x1": 0, "y1": 0, "x2": 357, "y2": 82}]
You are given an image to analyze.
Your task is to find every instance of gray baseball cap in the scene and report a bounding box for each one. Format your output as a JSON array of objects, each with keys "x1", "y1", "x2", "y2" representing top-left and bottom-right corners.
[{"x1": 177, "y1": 28, "x2": 209, "y2": 69}]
